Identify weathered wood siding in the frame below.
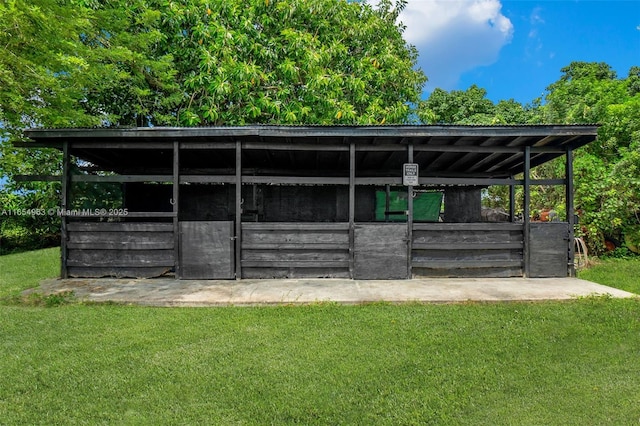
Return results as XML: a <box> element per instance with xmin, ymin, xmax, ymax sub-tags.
<box><xmin>179</xmin><ymin>221</ymin><xmax>234</xmax><ymax>279</ymax></box>
<box><xmin>241</xmin><ymin>223</ymin><xmax>350</xmax><ymax>278</ymax></box>
<box><xmin>354</xmin><ymin>223</ymin><xmax>409</xmax><ymax>279</ymax></box>
<box><xmin>67</xmin><ymin>222</ymin><xmax>174</xmax><ymax>278</ymax></box>
<box><xmin>412</xmin><ymin>223</ymin><xmax>523</xmax><ymax>277</ymax></box>
<box><xmin>529</xmin><ymin>222</ymin><xmax>569</xmax><ymax>277</ymax></box>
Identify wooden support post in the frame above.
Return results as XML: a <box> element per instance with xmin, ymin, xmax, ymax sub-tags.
<box><xmin>173</xmin><ymin>141</ymin><xmax>180</xmax><ymax>278</ymax></box>
<box><xmin>60</xmin><ymin>141</ymin><xmax>69</xmax><ymax>279</ymax></box>
<box><xmin>348</xmin><ymin>142</ymin><xmax>355</xmax><ymax>279</ymax></box>
<box><xmin>523</xmin><ymin>146</ymin><xmax>531</xmax><ymax>278</ymax></box>
<box><xmin>566</xmin><ymin>147</ymin><xmax>575</xmax><ymax>277</ymax></box>
<box><xmin>407</xmin><ymin>143</ymin><xmax>414</xmax><ymax>279</ymax></box>
<box><xmin>509</xmin><ymin>175</ymin><xmax>516</xmax><ymax>222</ymax></box>
<box><xmin>235</xmin><ymin>141</ymin><xmax>242</xmax><ymax>279</ymax></box>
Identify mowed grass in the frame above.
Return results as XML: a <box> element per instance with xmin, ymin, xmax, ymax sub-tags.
<box><xmin>578</xmin><ymin>257</ymin><xmax>640</xmax><ymax>294</ymax></box>
<box><xmin>1</xmin><ymin>248</ymin><xmax>639</xmax><ymax>424</ymax></box>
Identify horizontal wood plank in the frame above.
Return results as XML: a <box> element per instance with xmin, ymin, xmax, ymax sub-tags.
<box><xmin>242</xmin><ymin>222</ymin><xmax>350</xmax><ymax>231</ymax></box>
<box><xmin>68</xmin><ymin>249</ymin><xmax>174</xmax><ymax>267</ymax></box>
<box><xmin>67</xmin><ymin>267</ymin><xmax>172</xmax><ymax>279</ymax></box>
<box><xmin>412</xmin><ymin>242</ymin><xmax>523</xmax><ymax>250</ymax></box>
<box><xmin>412</xmin><ymin>260</ymin><xmax>522</xmax><ymax>269</ymax></box>
<box><xmin>242</xmin><ymin>243</ymin><xmax>348</xmax><ymax>250</ymax></box>
<box><xmin>67</xmin><ymin>232</ymin><xmax>173</xmax><ymax>250</ymax></box>
<box><xmin>413</xmin><ymin>267</ymin><xmax>522</xmax><ymax>278</ymax></box>
<box><xmin>242</xmin><ymin>268</ymin><xmax>350</xmax><ymax>279</ymax></box>
<box><xmin>413</xmin><ymin>223</ymin><xmax>523</xmax><ymax>232</ymax></box>
<box><xmin>67</xmin><ymin>222</ymin><xmax>173</xmax><ymax>232</ymax></box>
<box><xmin>242</xmin><ymin>250</ymin><xmax>349</xmax><ymax>262</ymax></box>
<box><xmin>241</xmin><ymin>260</ymin><xmax>350</xmax><ymax>268</ymax></box>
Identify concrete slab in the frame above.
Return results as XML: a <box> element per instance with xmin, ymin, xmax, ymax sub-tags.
<box><xmin>31</xmin><ymin>277</ymin><xmax>637</xmax><ymax>307</ymax></box>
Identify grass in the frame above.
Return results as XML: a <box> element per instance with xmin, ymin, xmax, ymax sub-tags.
<box><xmin>0</xmin><ymin>248</ymin><xmax>639</xmax><ymax>424</ymax></box>
<box><xmin>0</xmin><ymin>247</ymin><xmax>60</xmax><ymax>299</ymax></box>
<box><xmin>578</xmin><ymin>257</ymin><xmax>640</xmax><ymax>294</ymax></box>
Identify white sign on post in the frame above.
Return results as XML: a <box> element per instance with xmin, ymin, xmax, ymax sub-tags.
<box><xmin>403</xmin><ymin>163</ymin><xmax>419</xmax><ymax>186</ymax></box>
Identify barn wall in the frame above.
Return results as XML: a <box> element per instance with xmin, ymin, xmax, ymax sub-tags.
<box><xmin>529</xmin><ymin>222</ymin><xmax>570</xmax><ymax>277</ymax></box>
<box><xmin>241</xmin><ymin>222</ymin><xmax>350</xmax><ymax>278</ymax></box>
<box><xmin>179</xmin><ymin>184</ymin><xmax>376</xmax><ymax>222</ymax></box>
<box><xmin>66</xmin><ymin>222</ymin><xmax>174</xmax><ymax>278</ymax></box>
<box><xmin>412</xmin><ymin>223</ymin><xmax>524</xmax><ymax>278</ymax></box>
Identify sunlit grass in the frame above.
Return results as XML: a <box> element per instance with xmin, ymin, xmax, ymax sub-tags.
<box><xmin>0</xmin><ymin>247</ymin><xmax>59</xmax><ymax>298</ymax></box>
<box><xmin>578</xmin><ymin>257</ymin><xmax>640</xmax><ymax>294</ymax></box>
<box><xmin>1</xmin><ymin>249</ymin><xmax>639</xmax><ymax>424</ymax></box>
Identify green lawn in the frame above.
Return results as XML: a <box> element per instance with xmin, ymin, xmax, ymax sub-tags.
<box><xmin>578</xmin><ymin>257</ymin><xmax>640</xmax><ymax>294</ymax></box>
<box><xmin>1</xmin><ymin>249</ymin><xmax>639</xmax><ymax>424</ymax></box>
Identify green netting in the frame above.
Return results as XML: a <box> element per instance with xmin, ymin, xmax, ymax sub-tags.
<box><xmin>375</xmin><ymin>191</ymin><xmax>443</xmax><ymax>222</ymax></box>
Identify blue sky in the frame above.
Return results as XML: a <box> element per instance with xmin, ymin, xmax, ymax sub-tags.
<box><xmin>398</xmin><ymin>0</ymin><xmax>640</xmax><ymax>104</ymax></box>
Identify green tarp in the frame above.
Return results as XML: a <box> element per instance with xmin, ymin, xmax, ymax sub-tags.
<box><xmin>375</xmin><ymin>190</ymin><xmax>443</xmax><ymax>222</ymax></box>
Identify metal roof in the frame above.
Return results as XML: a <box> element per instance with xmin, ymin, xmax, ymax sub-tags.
<box><xmin>22</xmin><ymin>125</ymin><xmax>599</xmax><ymax>178</ymax></box>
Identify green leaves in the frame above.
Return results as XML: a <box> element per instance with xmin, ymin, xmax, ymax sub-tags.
<box><xmin>160</xmin><ymin>0</ymin><xmax>425</xmax><ymax>125</ymax></box>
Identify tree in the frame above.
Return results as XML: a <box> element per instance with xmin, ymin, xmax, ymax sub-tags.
<box><xmin>1</xmin><ymin>0</ymin><xmax>426</xmax><ymax>251</ymax></box>
<box><xmin>417</xmin><ymin>85</ymin><xmax>537</xmax><ymax>125</ymax></box>
<box><xmin>414</xmin><ymin>62</ymin><xmax>640</xmax><ymax>255</ymax></box>
<box><xmin>540</xmin><ymin>62</ymin><xmax>640</xmax><ymax>253</ymax></box>
<box><xmin>154</xmin><ymin>0</ymin><xmax>425</xmax><ymax>125</ymax></box>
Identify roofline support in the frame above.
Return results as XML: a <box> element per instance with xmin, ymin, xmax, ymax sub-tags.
<box><xmin>235</xmin><ymin>141</ymin><xmax>242</xmax><ymax>279</ymax></box>
<box><xmin>509</xmin><ymin>175</ymin><xmax>516</xmax><ymax>222</ymax></box>
<box><xmin>348</xmin><ymin>142</ymin><xmax>356</xmax><ymax>279</ymax></box>
<box><xmin>407</xmin><ymin>143</ymin><xmax>414</xmax><ymax>279</ymax></box>
<box><xmin>566</xmin><ymin>147</ymin><xmax>575</xmax><ymax>277</ymax></box>
<box><xmin>61</xmin><ymin>141</ymin><xmax>69</xmax><ymax>279</ymax></box>
<box><xmin>173</xmin><ymin>141</ymin><xmax>180</xmax><ymax>278</ymax></box>
<box><xmin>523</xmin><ymin>146</ymin><xmax>531</xmax><ymax>278</ymax></box>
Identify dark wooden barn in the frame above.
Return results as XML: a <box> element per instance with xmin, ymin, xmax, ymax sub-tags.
<box><xmin>21</xmin><ymin>125</ymin><xmax>598</xmax><ymax>280</ymax></box>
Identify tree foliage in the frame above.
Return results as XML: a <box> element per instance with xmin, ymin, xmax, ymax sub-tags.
<box><xmin>157</xmin><ymin>0</ymin><xmax>425</xmax><ymax>125</ymax></box>
<box><xmin>1</xmin><ymin>0</ymin><xmax>425</xmax><ymax>251</ymax></box>
<box><xmin>418</xmin><ymin>61</ymin><xmax>640</xmax><ymax>254</ymax></box>
<box><xmin>417</xmin><ymin>85</ymin><xmax>538</xmax><ymax>125</ymax></box>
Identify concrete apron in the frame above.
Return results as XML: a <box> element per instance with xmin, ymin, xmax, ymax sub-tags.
<box><xmin>31</xmin><ymin>277</ymin><xmax>636</xmax><ymax>307</ymax></box>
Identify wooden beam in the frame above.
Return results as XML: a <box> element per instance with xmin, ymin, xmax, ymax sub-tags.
<box><xmin>71</xmin><ymin>142</ymin><xmax>173</xmax><ymax>149</ymax></box>
<box><xmin>566</xmin><ymin>147</ymin><xmax>575</xmax><ymax>277</ymax></box>
<box><xmin>523</xmin><ymin>146</ymin><xmax>531</xmax><ymax>278</ymax></box>
<box><xmin>412</xmin><ymin>223</ymin><xmax>523</xmax><ymax>231</ymax></box>
<box><xmin>71</xmin><ymin>175</ymin><xmax>172</xmax><ymax>183</ymax></box>
<box><xmin>180</xmin><ymin>175</ymin><xmax>236</xmax><ymax>184</ymax></box>
<box><xmin>407</xmin><ymin>143</ymin><xmax>414</xmax><ymax>279</ymax></box>
<box><xmin>61</xmin><ymin>141</ymin><xmax>69</xmax><ymax>279</ymax></box>
<box><xmin>235</xmin><ymin>141</ymin><xmax>242</xmax><ymax>279</ymax></box>
<box><xmin>244</xmin><ymin>176</ymin><xmax>349</xmax><ymax>185</ymax></box>
<box><xmin>349</xmin><ymin>142</ymin><xmax>355</xmax><ymax>279</ymax></box>
<box><xmin>173</xmin><ymin>141</ymin><xmax>180</xmax><ymax>278</ymax></box>
<box><xmin>180</xmin><ymin>142</ymin><xmax>236</xmax><ymax>150</ymax></box>
<box><xmin>242</xmin><ymin>142</ymin><xmax>348</xmax><ymax>151</ymax></box>
<box><xmin>509</xmin><ymin>175</ymin><xmax>516</xmax><ymax>222</ymax></box>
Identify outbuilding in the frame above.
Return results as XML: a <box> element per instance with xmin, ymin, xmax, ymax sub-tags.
<box><xmin>20</xmin><ymin>125</ymin><xmax>598</xmax><ymax>280</ymax></box>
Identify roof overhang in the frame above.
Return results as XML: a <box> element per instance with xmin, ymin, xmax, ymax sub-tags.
<box><xmin>21</xmin><ymin>125</ymin><xmax>599</xmax><ymax>178</ymax></box>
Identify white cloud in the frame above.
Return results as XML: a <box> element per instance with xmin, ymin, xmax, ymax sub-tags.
<box><xmin>397</xmin><ymin>0</ymin><xmax>514</xmax><ymax>92</ymax></box>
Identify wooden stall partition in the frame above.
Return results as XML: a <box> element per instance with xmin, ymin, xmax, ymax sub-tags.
<box><xmin>353</xmin><ymin>223</ymin><xmax>409</xmax><ymax>279</ymax></box>
<box><xmin>528</xmin><ymin>222</ymin><xmax>570</xmax><ymax>277</ymax></box>
<box><xmin>66</xmin><ymin>222</ymin><xmax>175</xmax><ymax>278</ymax></box>
<box><xmin>241</xmin><ymin>222</ymin><xmax>350</xmax><ymax>278</ymax></box>
<box><xmin>179</xmin><ymin>221</ymin><xmax>234</xmax><ymax>279</ymax></box>
<box><xmin>412</xmin><ymin>223</ymin><xmax>524</xmax><ymax>278</ymax></box>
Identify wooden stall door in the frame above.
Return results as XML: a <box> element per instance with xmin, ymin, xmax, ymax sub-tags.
<box><xmin>354</xmin><ymin>224</ymin><xmax>409</xmax><ymax>279</ymax></box>
<box><xmin>529</xmin><ymin>223</ymin><xmax>570</xmax><ymax>278</ymax></box>
<box><xmin>179</xmin><ymin>221</ymin><xmax>234</xmax><ymax>279</ymax></box>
